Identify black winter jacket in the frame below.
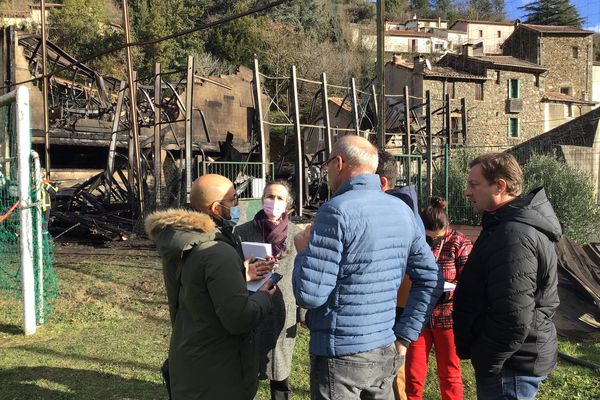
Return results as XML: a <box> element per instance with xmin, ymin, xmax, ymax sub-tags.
<box><xmin>453</xmin><ymin>187</ymin><xmax>561</xmax><ymax>377</ymax></box>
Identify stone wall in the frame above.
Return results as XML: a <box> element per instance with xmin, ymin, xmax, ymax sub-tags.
<box><xmin>502</xmin><ymin>28</ymin><xmax>539</xmax><ymax>64</ymax></box>
<box><xmin>540</xmin><ymin>35</ymin><xmax>593</xmax><ymax>100</ymax></box>
<box><xmin>502</xmin><ymin>27</ymin><xmax>593</xmax><ymax>101</ymax></box>
<box><xmin>422</xmin><ymin>68</ymin><xmax>545</xmax><ymax>147</ymax></box>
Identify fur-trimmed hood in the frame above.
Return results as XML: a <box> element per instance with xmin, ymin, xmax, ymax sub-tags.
<box><xmin>145</xmin><ymin>209</ymin><xmax>216</xmax><ymax>240</ymax></box>
<box><xmin>145</xmin><ymin>209</ymin><xmax>219</xmax><ymax>265</ymax></box>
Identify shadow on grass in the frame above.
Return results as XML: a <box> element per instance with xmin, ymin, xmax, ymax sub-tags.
<box><xmin>23</xmin><ymin>346</ymin><xmax>162</xmax><ymax>375</ymax></box>
<box><xmin>1</xmin><ymin>366</ymin><xmax>164</xmax><ymax>399</ymax></box>
<box><xmin>0</xmin><ymin>323</ymin><xmax>22</xmax><ymax>335</ymax></box>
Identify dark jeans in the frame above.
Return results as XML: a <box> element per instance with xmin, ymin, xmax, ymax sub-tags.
<box><xmin>475</xmin><ymin>368</ymin><xmax>546</xmax><ymax>400</ymax></box>
<box><xmin>310</xmin><ymin>343</ymin><xmax>403</xmax><ymax>400</ymax></box>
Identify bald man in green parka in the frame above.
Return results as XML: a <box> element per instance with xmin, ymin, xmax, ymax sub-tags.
<box><xmin>145</xmin><ymin>174</ymin><xmax>275</xmax><ymax>399</ymax></box>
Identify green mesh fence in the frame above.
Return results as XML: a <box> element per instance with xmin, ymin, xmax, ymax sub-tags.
<box><xmin>0</xmin><ymin>97</ymin><xmax>58</xmax><ymax>327</ymax></box>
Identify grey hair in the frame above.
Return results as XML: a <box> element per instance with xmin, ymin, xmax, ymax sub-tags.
<box><xmin>262</xmin><ymin>179</ymin><xmax>294</xmax><ymax>209</ymax></box>
<box><xmin>331</xmin><ymin>135</ymin><xmax>379</xmax><ymax>172</ymax></box>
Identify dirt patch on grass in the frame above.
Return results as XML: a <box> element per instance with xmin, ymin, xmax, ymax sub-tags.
<box><xmin>54</xmin><ymin>239</ymin><xmax>159</xmax><ymax>264</ymax></box>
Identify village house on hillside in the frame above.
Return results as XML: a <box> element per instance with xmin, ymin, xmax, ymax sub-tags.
<box><xmin>502</xmin><ymin>23</ymin><xmax>595</xmax><ymax>102</ymax></box>
<box><xmin>449</xmin><ymin>19</ymin><xmax>515</xmax><ymax>55</ymax></box>
<box><xmin>360</xmin><ymin>29</ymin><xmax>449</xmax><ymax>55</ymax></box>
<box><xmin>385</xmin><ymin>23</ymin><xmax>597</xmax><ymax>147</ymax></box>
<box><xmin>386</xmin><ymin>49</ymin><xmax>547</xmax><ymax>146</ymax></box>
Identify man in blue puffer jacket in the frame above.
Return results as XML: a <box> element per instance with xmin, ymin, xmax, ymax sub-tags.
<box><xmin>293</xmin><ymin>135</ymin><xmax>443</xmax><ymax>400</ymax></box>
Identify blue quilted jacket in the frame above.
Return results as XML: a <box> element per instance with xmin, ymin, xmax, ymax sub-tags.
<box><xmin>292</xmin><ymin>173</ymin><xmax>442</xmax><ymax>357</ymax></box>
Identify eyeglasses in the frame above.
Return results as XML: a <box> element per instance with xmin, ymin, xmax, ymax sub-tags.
<box><xmin>324</xmin><ymin>156</ymin><xmax>337</xmax><ymax>166</ymax></box>
<box><xmin>216</xmin><ymin>193</ymin><xmax>239</xmax><ymax>207</ymax></box>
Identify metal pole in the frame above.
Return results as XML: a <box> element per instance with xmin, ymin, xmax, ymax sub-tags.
<box><xmin>106</xmin><ymin>80</ymin><xmax>125</xmax><ymax>203</ymax></box>
<box><xmin>154</xmin><ymin>63</ymin><xmax>162</xmax><ymax>207</ymax></box>
<box><xmin>403</xmin><ymin>86</ymin><xmax>411</xmax><ymax>180</ymax></box>
<box><xmin>376</xmin><ymin>0</ymin><xmax>386</xmax><ymax>149</ymax></box>
<box><xmin>351</xmin><ymin>78</ymin><xmax>360</xmax><ymax>136</ymax></box>
<box><xmin>403</xmin><ymin>86</ymin><xmax>411</xmax><ymax>154</ymax></box>
<box><xmin>31</xmin><ymin>150</ymin><xmax>43</xmax><ymax>324</ymax></box>
<box><xmin>371</xmin><ymin>84</ymin><xmax>378</xmax><ymax>129</ymax></box>
<box><xmin>426</xmin><ymin>90</ymin><xmax>433</xmax><ymax>198</ymax></box>
<box><xmin>123</xmin><ymin>0</ymin><xmax>143</xmax><ymax>215</ymax></box>
<box><xmin>185</xmin><ymin>55</ymin><xmax>194</xmax><ymax>204</ymax></box>
<box><xmin>445</xmin><ymin>93</ymin><xmax>451</xmax><ymax>147</ymax></box>
<box><xmin>290</xmin><ymin>66</ymin><xmax>303</xmax><ymax>217</ymax></box>
<box><xmin>253</xmin><ymin>56</ymin><xmax>266</xmax><ymax>181</ymax></box>
<box><xmin>321</xmin><ymin>72</ymin><xmax>332</xmax><ymax>156</ymax></box>
<box><xmin>16</xmin><ymin>86</ymin><xmax>35</xmax><ymax>335</ymax></box>
<box><xmin>40</xmin><ymin>0</ymin><xmax>50</xmax><ymax>177</ymax></box>
<box><xmin>461</xmin><ymin>97</ymin><xmax>468</xmax><ymax>145</ymax></box>
<box><xmin>444</xmin><ymin>143</ymin><xmax>449</xmax><ymax>202</ymax></box>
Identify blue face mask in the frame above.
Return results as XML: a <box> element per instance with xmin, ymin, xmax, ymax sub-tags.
<box><xmin>218</xmin><ymin>204</ymin><xmax>240</xmax><ymax>227</ymax></box>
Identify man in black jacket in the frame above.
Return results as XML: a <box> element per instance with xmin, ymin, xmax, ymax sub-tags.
<box><xmin>453</xmin><ymin>153</ymin><xmax>561</xmax><ymax>400</ymax></box>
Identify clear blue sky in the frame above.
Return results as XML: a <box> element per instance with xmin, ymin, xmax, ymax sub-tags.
<box><xmin>505</xmin><ymin>0</ymin><xmax>600</xmax><ymax>32</ymax></box>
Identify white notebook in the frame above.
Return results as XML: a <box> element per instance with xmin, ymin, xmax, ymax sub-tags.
<box><xmin>241</xmin><ymin>241</ymin><xmax>272</xmax><ymax>260</ymax></box>
<box><xmin>241</xmin><ymin>242</ymin><xmax>273</xmax><ymax>292</ymax></box>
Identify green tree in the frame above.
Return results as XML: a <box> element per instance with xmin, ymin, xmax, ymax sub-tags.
<box><xmin>523</xmin><ymin>154</ymin><xmax>600</xmax><ymax>244</ymax></box>
<box><xmin>464</xmin><ymin>0</ymin><xmax>506</xmax><ymax>20</ymax></box>
<box><xmin>386</xmin><ymin>0</ymin><xmax>409</xmax><ymax>21</ymax></box>
<box><xmin>48</xmin><ymin>0</ymin><xmax>121</xmax><ymax>75</ymax></box>
<box><xmin>129</xmin><ymin>0</ymin><xmax>205</xmax><ymax>78</ymax></box>
<box><xmin>519</xmin><ymin>0</ymin><xmax>586</xmax><ymax>27</ymax></box>
<box><xmin>434</xmin><ymin>0</ymin><xmax>453</xmax><ymax>17</ymax></box>
<box><xmin>205</xmin><ymin>3</ymin><xmax>266</xmax><ymax>68</ymax></box>
<box><xmin>266</xmin><ymin>0</ymin><xmax>330</xmax><ymax>40</ymax></box>
<box><xmin>409</xmin><ymin>0</ymin><xmax>431</xmax><ymax>15</ymax></box>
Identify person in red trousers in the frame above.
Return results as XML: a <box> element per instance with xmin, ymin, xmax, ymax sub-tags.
<box><xmin>405</xmin><ymin>197</ymin><xmax>472</xmax><ymax>400</ymax></box>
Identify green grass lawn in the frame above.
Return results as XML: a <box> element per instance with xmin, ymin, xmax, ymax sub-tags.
<box><xmin>1</xmin><ymin>257</ymin><xmax>599</xmax><ymax>399</ymax></box>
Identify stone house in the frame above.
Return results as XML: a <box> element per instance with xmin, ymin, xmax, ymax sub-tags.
<box><xmin>386</xmin><ymin>50</ymin><xmax>549</xmax><ymax>147</ymax></box>
<box><xmin>449</xmin><ymin>19</ymin><xmax>515</xmax><ymax>54</ymax></box>
<box><xmin>384</xmin><ymin>22</ymin><xmax>598</xmax><ymax>148</ymax></box>
<box><xmin>502</xmin><ymin>23</ymin><xmax>595</xmax><ymax>102</ymax></box>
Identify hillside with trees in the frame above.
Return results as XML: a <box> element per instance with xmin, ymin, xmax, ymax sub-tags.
<box><xmin>20</xmin><ymin>0</ymin><xmax>599</xmax><ymax>87</ymax></box>
<box><xmin>41</xmin><ymin>0</ymin><xmax>507</xmax><ymax>86</ymax></box>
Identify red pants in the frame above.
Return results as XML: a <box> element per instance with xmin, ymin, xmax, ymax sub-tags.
<box><xmin>405</xmin><ymin>327</ymin><xmax>463</xmax><ymax>400</ymax></box>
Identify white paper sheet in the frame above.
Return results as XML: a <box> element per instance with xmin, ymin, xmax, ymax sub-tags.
<box><xmin>247</xmin><ymin>271</ymin><xmax>273</xmax><ymax>292</ymax></box>
<box><xmin>242</xmin><ymin>242</ymin><xmax>273</xmax><ymax>292</ymax></box>
<box><xmin>443</xmin><ymin>281</ymin><xmax>456</xmax><ymax>292</ymax></box>
<box><xmin>241</xmin><ymin>241</ymin><xmax>272</xmax><ymax>260</ymax></box>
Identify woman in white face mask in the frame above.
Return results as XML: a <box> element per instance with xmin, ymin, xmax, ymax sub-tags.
<box><xmin>234</xmin><ymin>180</ymin><xmax>303</xmax><ymax>400</ymax></box>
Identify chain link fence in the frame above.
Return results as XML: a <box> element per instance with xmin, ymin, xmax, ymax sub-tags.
<box><xmin>0</xmin><ymin>88</ymin><xmax>57</xmax><ymax>332</ymax></box>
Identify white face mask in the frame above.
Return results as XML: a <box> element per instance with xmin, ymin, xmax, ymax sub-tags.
<box><xmin>263</xmin><ymin>198</ymin><xmax>287</xmax><ymax>219</ymax></box>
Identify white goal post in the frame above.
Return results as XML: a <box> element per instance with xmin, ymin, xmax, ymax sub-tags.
<box><xmin>0</xmin><ymin>86</ymin><xmax>36</xmax><ymax>335</ymax></box>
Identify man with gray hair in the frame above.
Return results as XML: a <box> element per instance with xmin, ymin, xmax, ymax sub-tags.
<box><xmin>293</xmin><ymin>135</ymin><xmax>442</xmax><ymax>400</ymax></box>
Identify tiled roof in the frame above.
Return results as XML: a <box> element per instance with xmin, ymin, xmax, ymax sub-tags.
<box><xmin>385</xmin><ymin>29</ymin><xmax>433</xmax><ymax>38</ymax></box>
<box><xmin>521</xmin><ymin>24</ymin><xmax>594</xmax><ymax>34</ymax></box>
<box><xmin>543</xmin><ymin>91</ymin><xmax>597</xmax><ymax>104</ymax></box>
<box><xmin>388</xmin><ymin>58</ymin><xmax>485</xmax><ymax>80</ymax></box>
<box><xmin>449</xmin><ymin>19</ymin><xmax>514</xmax><ymax>29</ymax></box>
<box><xmin>404</xmin><ymin>18</ymin><xmax>448</xmax><ymax>23</ymax></box>
<box><xmin>472</xmin><ymin>55</ymin><xmax>547</xmax><ymax>71</ymax></box>
<box><xmin>424</xmin><ymin>66</ymin><xmax>487</xmax><ymax>80</ymax></box>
